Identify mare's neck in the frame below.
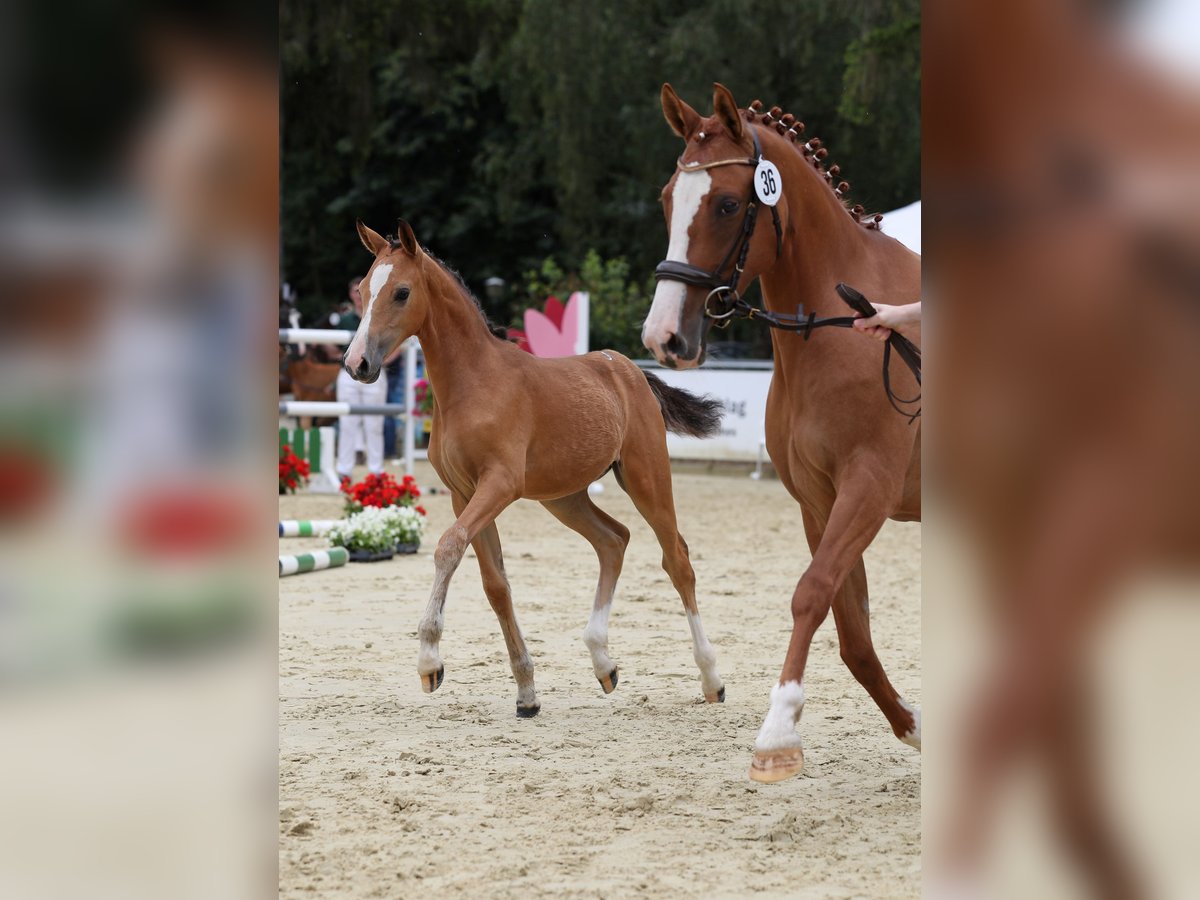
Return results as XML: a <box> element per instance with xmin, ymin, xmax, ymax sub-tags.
<box><xmin>414</xmin><ymin>261</ymin><xmax>498</xmax><ymax>403</ymax></box>
<box><xmin>757</xmin><ymin>135</ymin><xmax>869</xmax><ymax>320</ymax></box>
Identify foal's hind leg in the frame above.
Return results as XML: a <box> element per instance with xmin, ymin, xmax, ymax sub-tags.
<box><xmin>472</xmin><ymin>522</ymin><xmax>540</xmax><ymax>716</ymax></box>
<box><xmin>541</xmin><ymin>491</ymin><xmax>630</xmax><ymax>694</ymax></box>
<box><xmin>613</xmin><ymin>443</ymin><xmax>724</xmax><ymax>702</ymax></box>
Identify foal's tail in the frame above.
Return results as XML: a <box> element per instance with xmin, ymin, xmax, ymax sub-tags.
<box><xmin>642</xmin><ymin>371</ymin><xmax>723</xmax><ymax>438</ymax></box>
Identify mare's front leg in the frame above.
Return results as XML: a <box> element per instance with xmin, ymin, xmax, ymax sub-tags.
<box><xmin>417</xmin><ymin>478</ymin><xmax>517</xmax><ymax>693</ymax></box>
<box><xmin>749</xmin><ymin>474</ymin><xmax>892</xmax><ymax>783</ymax></box>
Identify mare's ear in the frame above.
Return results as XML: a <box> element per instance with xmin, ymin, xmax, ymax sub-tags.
<box><xmin>712</xmin><ymin>82</ymin><xmax>744</xmax><ymax>144</ymax></box>
<box><xmin>395</xmin><ymin>219</ymin><xmax>419</xmax><ymax>255</ymax></box>
<box><xmin>661</xmin><ymin>83</ymin><xmax>702</xmax><ymax>140</ymax></box>
<box><xmin>356</xmin><ymin>220</ymin><xmax>388</xmax><ymax>256</ymax></box>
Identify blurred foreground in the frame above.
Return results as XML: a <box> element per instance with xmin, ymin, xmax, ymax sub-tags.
<box><xmin>925</xmin><ymin>0</ymin><xmax>1200</xmax><ymax>896</ymax></box>
<box><xmin>0</xmin><ymin>3</ymin><xmax>276</xmax><ymax>898</ymax></box>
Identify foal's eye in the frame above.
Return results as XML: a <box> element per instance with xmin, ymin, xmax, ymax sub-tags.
<box><xmin>394</xmin><ymin>286</ymin><xmax>410</xmax><ymax>303</ymax></box>
<box><xmin>718</xmin><ymin>198</ymin><xmax>740</xmax><ymax>216</ymax></box>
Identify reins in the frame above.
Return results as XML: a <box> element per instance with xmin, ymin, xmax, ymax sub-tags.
<box><xmin>652</xmin><ymin>125</ymin><xmax>920</xmax><ymax>422</ymax></box>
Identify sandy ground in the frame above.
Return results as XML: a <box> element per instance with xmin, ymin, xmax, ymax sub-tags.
<box><xmin>280</xmin><ymin>462</ymin><xmax>920</xmax><ymax>898</ymax></box>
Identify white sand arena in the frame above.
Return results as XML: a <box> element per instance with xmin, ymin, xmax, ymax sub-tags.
<box><xmin>280</xmin><ymin>462</ymin><xmax>920</xmax><ymax>897</ymax></box>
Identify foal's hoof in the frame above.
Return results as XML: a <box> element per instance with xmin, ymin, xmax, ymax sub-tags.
<box><xmin>749</xmin><ymin>747</ymin><xmax>804</xmax><ymax>783</ymax></box>
<box><xmin>516</xmin><ymin>702</ymin><xmax>541</xmax><ymax>718</ymax></box>
<box><xmin>598</xmin><ymin>667</ymin><xmax>619</xmax><ymax>694</ymax></box>
<box><xmin>705</xmin><ymin>685</ymin><xmax>726</xmax><ymax>704</ymax></box>
<box><xmin>421</xmin><ymin>665</ymin><xmax>444</xmax><ymax>694</ymax></box>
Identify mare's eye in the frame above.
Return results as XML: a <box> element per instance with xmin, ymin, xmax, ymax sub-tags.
<box><xmin>394</xmin><ymin>286</ymin><xmax>410</xmax><ymax>303</ymax></box>
<box><xmin>718</xmin><ymin>198</ymin><xmax>740</xmax><ymax>216</ymax></box>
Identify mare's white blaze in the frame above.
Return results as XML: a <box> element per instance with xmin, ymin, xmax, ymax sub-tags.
<box><xmin>581</xmin><ymin>603</ymin><xmax>613</xmax><ymax>678</ymax></box>
<box><xmin>686</xmin><ymin>611</ymin><xmax>722</xmax><ymax>696</ymax></box>
<box><xmin>642</xmin><ymin>171</ymin><xmax>712</xmax><ymax>352</ymax></box>
<box><xmin>347</xmin><ymin>262</ymin><xmax>393</xmax><ymax>362</ymax></box>
<box><xmin>899</xmin><ymin>697</ymin><xmax>922</xmax><ymax>750</ymax></box>
<box><xmin>754</xmin><ymin>680</ymin><xmax>806</xmax><ymax>751</ymax></box>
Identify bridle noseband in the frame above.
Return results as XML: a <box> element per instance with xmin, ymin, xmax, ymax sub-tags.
<box><xmin>651</xmin><ymin>126</ymin><xmax>921</xmax><ymax>421</ymax></box>
<box><xmin>653</xmin><ymin>127</ymin><xmax>782</xmax><ymax>325</ymax></box>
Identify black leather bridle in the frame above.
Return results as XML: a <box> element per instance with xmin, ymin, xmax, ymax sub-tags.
<box><xmin>653</xmin><ymin>127</ymin><xmax>782</xmax><ymax>325</ymax></box>
<box><xmin>652</xmin><ymin>127</ymin><xmax>921</xmax><ymax>421</ymax></box>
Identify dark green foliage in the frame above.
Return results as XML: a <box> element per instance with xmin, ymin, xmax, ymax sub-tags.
<box><xmin>283</xmin><ymin>0</ymin><xmax>919</xmax><ymax>355</ymax></box>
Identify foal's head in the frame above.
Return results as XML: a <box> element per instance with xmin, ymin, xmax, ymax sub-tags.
<box><xmin>344</xmin><ymin>220</ymin><xmax>428</xmax><ymax>383</ymax></box>
<box><xmin>644</xmin><ymin>83</ymin><xmax>790</xmax><ymax>369</ymax></box>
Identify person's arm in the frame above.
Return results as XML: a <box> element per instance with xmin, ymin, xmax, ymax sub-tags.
<box><xmin>851</xmin><ymin>301</ymin><xmax>921</xmax><ymax>341</ymax></box>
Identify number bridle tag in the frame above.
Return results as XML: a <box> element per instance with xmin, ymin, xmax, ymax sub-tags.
<box><xmin>753</xmin><ymin>159</ymin><xmax>782</xmax><ymax>206</ymax></box>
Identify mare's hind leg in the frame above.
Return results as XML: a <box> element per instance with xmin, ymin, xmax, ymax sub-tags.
<box><xmin>541</xmin><ymin>491</ymin><xmax>630</xmax><ymax>694</ymax></box>
<box><xmin>832</xmin><ymin>557</ymin><xmax>920</xmax><ymax>748</ymax></box>
<box><xmin>802</xmin><ymin>505</ymin><xmax>920</xmax><ymax>747</ymax></box>
<box><xmin>613</xmin><ymin>443</ymin><xmax>724</xmax><ymax>703</ymax></box>
<box><xmin>472</xmin><ymin>522</ymin><xmax>540</xmax><ymax>717</ymax></box>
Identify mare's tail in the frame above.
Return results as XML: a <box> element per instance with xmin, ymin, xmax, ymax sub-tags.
<box><xmin>642</xmin><ymin>371</ymin><xmax>723</xmax><ymax>438</ymax></box>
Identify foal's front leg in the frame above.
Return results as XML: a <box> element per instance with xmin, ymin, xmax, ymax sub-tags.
<box><xmin>417</xmin><ymin>480</ymin><xmax>517</xmax><ymax>693</ymax></box>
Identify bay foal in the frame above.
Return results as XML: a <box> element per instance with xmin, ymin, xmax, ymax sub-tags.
<box><xmin>343</xmin><ymin>220</ymin><xmax>725</xmax><ymax>716</ymax></box>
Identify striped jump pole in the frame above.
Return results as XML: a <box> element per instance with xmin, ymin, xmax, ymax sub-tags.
<box><xmin>279</xmin><ymin>547</ymin><xmax>349</xmax><ymax>577</ymax></box>
<box><xmin>279</xmin><ymin>519</ymin><xmax>339</xmax><ymax>537</ymax></box>
<box><xmin>279</xmin><ymin>328</ymin><xmax>354</xmax><ymax>345</ymax></box>
<box><xmin>279</xmin><ymin>401</ymin><xmax>411</xmax><ymax>417</ymax></box>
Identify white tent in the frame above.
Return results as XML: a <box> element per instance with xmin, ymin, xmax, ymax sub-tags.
<box><xmin>880</xmin><ymin>200</ymin><xmax>920</xmax><ymax>254</ymax></box>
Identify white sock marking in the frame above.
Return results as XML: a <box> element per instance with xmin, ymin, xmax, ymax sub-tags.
<box><xmin>899</xmin><ymin>697</ymin><xmax>922</xmax><ymax>750</ymax></box>
<box><xmin>754</xmin><ymin>680</ymin><xmax>806</xmax><ymax>751</ymax></box>
<box><xmin>582</xmin><ymin>604</ymin><xmax>613</xmax><ymax>678</ymax></box>
<box><xmin>686</xmin><ymin>611</ymin><xmax>722</xmax><ymax>696</ymax></box>
<box><xmin>642</xmin><ymin>171</ymin><xmax>711</xmax><ymax>351</ymax></box>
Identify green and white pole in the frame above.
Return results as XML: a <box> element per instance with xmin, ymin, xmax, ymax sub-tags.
<box><xmin>279</xmin><ymin>547</ymin><xmax>349</xmax><ymax>576</ymax></box>
<box><xmin>279</xmin><ymin>519</ymin><xmax>338</xmax><ymax>537</ymax></box>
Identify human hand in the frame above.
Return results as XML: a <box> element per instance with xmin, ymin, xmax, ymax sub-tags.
<box><xmin>852</xmin><ymin>301</ymin><xmax>920</xmax><ymax>341</ymax></box>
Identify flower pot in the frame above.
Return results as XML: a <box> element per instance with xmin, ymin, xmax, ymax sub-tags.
<box><xmin>347</xmin><ymin>548</ymin><xmax>395</xmax><ymax>563</ymax></box>
<box><xmin>395</xmin><ymin>541</ymin><xmax>420</xmax><ymax>555</ymax></box>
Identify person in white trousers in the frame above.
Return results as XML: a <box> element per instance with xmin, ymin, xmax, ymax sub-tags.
<box><xmin>335</xmin><ymin>275</ymin><xmax>388</xmax><ymax>479</ymax></box>
<box><xmin>335</xmin><ymin>366</ymin><xmax>387</xmax><ymax>478</ymax></box>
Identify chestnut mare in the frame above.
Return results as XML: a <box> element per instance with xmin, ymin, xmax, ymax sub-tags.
<box><xmin>343</xmin><ymin>220</ymin><xmax>726</xmax><ymax>717</ymax></box>
<box><xmin>643</xmin><ymin>84</ymin><xmax>921</xmax><ymax>782</ymax></box>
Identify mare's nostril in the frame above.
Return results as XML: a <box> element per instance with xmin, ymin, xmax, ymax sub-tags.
<box><xmin>354</xmin><ymin>359</ymin><xmax>370</xmax><ymax>379</ymax></box>
<box><xmin>664</xmin><ymin>333</ymin><xmax>684</xmax><ymax>358</ymax></box>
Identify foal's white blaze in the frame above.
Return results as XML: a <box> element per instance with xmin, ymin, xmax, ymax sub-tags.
<box><xmin>754</xmin><ymin>680</ymin><xmax>806</xmax><ymax>751</ymax></box>
<box><xmin>346</xmin><ymin>262</ymin><xmax>393</xmax><ymax>365</ymax></box>
<box><xmin>686</xmin><ymin>611</ymin><xmax>722</xmax><ymax>697</ymax></box>
<box><xmin>642</xmin><ymin>171</ymin><xmax>712</xmax><ymax>356</ymax></box>
<box><xmin>899</xmin><ymin>697</ymin><xmax>922</xmax><ymax>750</ymax></box>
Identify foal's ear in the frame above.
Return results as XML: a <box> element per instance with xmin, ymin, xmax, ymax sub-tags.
<box><xmin>661</xmin><ymin>83</ymin><xmax>701</xmax><ymax>140</ymax></box>
<box><xmin>395</xmin><ymin>219</ymin><xmax>419</xmax><ymax>255</ymax></box>
<box><xmin>712</xmin><ymin>82</ymin><xmax>744</xmax><ymax>144</ymax></box>
<box><xmin>356</xmin><ymin>220</ymin><xmax>388</xmax><ymax>256</ymax></box>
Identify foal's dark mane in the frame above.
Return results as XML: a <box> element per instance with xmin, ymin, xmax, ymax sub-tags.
<box><xmin>386</xmin><ymin>236</ymin><xmax>509</xmax><ymax>340</ymax></box>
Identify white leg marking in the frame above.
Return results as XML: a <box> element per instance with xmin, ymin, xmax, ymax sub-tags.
<box><xmin>686</xmin><ymin>611</ymin><xmax>723</xmax><ymax>697</ymax></box>
<box><xmin>642</xmin><ymin>171</ymin><xmax>711</xmax><ymax>351</ymax></box>
<box><xmin>899</xmin><ymin>697</ymin><xmax>922</xmax><ymax>750</ymax></box>
<box><xmin>347</xmin><ymin>263</ymin><xmax>392</xmax><ymax>362</ymax></box>
<box><xmin>581</xmin><ymin>603</ymin><xmax>613</xmax><ymax>679</ymax></box>
<box><xmin>753</xmin><ymin>680</ymin><xmax>806</xmax><ymax>751</ymax></box>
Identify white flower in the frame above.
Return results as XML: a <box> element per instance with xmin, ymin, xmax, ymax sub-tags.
<box><xmin>327</xmin><ymin>504</ymin><xmax>426</xmax><ymax>553</ymax></box>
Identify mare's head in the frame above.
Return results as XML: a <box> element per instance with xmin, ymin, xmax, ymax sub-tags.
<box><xmin>344</xmin><ymin>220</ymin><xmax>428</xmax><ymax>383</ymax></box>
<box><xmin>643</xmin><ymin>83</ymin><xmax>790</xmax><ymax>369</ymax></box>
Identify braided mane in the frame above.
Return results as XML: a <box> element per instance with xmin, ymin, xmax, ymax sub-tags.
<box><xmin>743</xmin><ymin>100</ymin><xmax>883</xmax><ymax>230</ymax></box>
